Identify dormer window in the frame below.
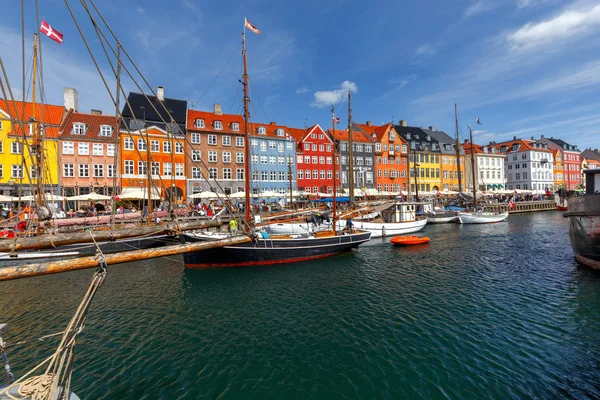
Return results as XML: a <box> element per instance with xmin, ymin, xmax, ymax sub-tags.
<box><xmin>276</xmin><ymin>128</ymin><xmax>284</xmax><ymax>137</ymax></box>
<box><xmin>426</xmin><ymin>135</ymin><xmax>431</xmax><ymax>141</ymax></box>
<box><xmin>231</xmin><ymin>122</ymin><xmax>240</xmax><ymax>131</ymax></box>
<box><xmin>194</xmin><ymin>119</ymin><xmax>205</xmax><ymax>128</ymax></box>
<box><xmin>389</xmin><ymin>131</ymin><xmax>395</xmax><ymax>141</ymax></box>
<box><xmin>257</xmin><ymin>126</ymin><xmax>266</xmax><ymax>135</ymax></box>
<box><xmin>213</xmin><ymin>121</ymin><xmax>223</xmax><ymax>130</ymax></box>
<box><xmin>99</xmin><ymin>125</ymin><xmax>113</xmax><ymax>137</ymax></box>
<box><xmin>511</xmin><ymin>144</ymin><xmax>520</xmax><ymax>152</ymax></box>
<box><xmin>405</xmin><ymin>133</ymin><xmax>410</xmax><ymax>139</ymax></box>
<box><xmin>73</xmin><ymin>123</ymin><xmax>86</xmax><ymax>135</ymax></box>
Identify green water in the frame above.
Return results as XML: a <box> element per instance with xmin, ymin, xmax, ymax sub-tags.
<box><xmin>1</xmin><ymin>212</ymin><xmax>599</xmax><ymax>399</ymax></box>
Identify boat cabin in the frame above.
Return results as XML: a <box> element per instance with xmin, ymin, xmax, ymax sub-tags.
<box><xmin>584</xmin><ymin>169</ymin><xmax>600</xmax><ymax>195</ymax></box>
<box><xmin>381</xmin><ymin>202</ymin><xmax>418</xmax><ymax>223</ymax></box>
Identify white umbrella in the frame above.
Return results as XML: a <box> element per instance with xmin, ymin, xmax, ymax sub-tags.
<box><xmin>67</xmin><ymin>192</ymin><xmax>112</xmax><ymax>201</ymax></box>
<box><xmin>230</xmin><ymin>191</ymin><xmax>258</xmax><ymax>199</ymax></box>
<box><xmin>316</xmin><ymin>192</ymin><xmax>330</xmax><ymax>197</ymax></box>
<box><xmin>365</xmin><ymin>188</ymin><xmax>379</xmax><ymax>196</ymax></box>
<box><xmin>0</xmin><ymin>194</ymin><xmax>13</xmax><ymax>202</ymax></box>
<box><xmin>282</xmin><ymin>190</ymin><xmax>304</xmax><ymax>198</ymax></box>
<box><xmin>259</xmin><ymin>190</ymin><xmax>279</xmax><ymax>198</ymax></box>
<box><xmin>187</xmin><ymin>191</ymin><xmax>221</xmax><ymax>199</ymax></box>
<box><xmin>119</xmin><ymin>187</ymin><xmax>162</xmax><ymax>200</ymax></box>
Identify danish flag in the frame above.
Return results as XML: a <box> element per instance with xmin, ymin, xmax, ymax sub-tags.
<box><xmin>40</xmin><ymin>20</ymin><xmax>64</xmax><ymax>44</ymax></box>
<box><xmin>244</xmin><ymin>18</ymin><xmax>261</xmax><ymax>34</ymax></box>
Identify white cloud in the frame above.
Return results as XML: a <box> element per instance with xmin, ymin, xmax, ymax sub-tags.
<box><xmin>295</xmin><ymin>87</ymin><xmax>309</xmax><ymax>94</ymax></box>
<box><xmin>465</xmin><ymin>0</ymin><xmax>497</xmax><ymax>16</ymax></box>
<box><xmin>415</xmin><ymin>45</ymin><xmax>435</xmax><ymax>55</ymax></box>
<box><xmin>311</xmin><ymin>81</ymin><xmax>357</xmax><ymax>108</ymax></box>
<box><xmin>508</xmin><ymin>4</ymin><xmax>600</xmax><ymax>50</ymax></box>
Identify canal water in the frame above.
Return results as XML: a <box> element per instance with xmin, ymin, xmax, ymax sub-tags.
<box><xmin>1</xmin><ymin>212</ymin><xmax>599</xmax><ymax>399</ymax></box>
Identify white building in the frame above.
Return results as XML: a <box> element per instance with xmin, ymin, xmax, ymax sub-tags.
<box><xmin>494</xmin><ymin>138</ymin><xmax>554</xmax><ymax>191</ymax></box>
<box><xmin>462</xmin><ymin>140</ymin><xmax>506</xmax><ymax>191</ymax></box>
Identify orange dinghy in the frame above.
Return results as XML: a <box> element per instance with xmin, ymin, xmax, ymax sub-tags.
<box><xmin>390</xmin><ymin>235</ymin><xmax>430</xmax><ymax>246</ymax></box>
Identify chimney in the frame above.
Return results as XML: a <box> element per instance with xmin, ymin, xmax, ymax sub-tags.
<box><xmin>157</xmin><ymin>85</ymin><xmax>164</xmax><ymax>101</ymax></box>
<box><xmin>63</xmin><ymin>88</ymin><xmax>78</xmax><ymax>111</ymax></box>
<box><xmin>213</xmin><ymin>103</ymin><xmax>223</xmax><ymax>115</ymax></box>
<box><xmin>90</xmin><ymin>109</ymin><xmax>102</xmax><ymax>115</ymax></box>
<box><xmin>270</xmin><ymin>121</ymin><xmax>276</xmax><ymax>125</ymax></box>
<box><xmin>464</xmin><ymin>139</ymin><xmax>470</xmax><ymax>144</ymax></box>
<box><xmin>513</xmin><ymin>136</ymin><xmax>517</xmax><ymax>140</ymax></box>
<box><xmin>399</xmin><ymin>119</ymin><xmax>407</xmax><ymax>127</ymax></box>
<box><xmin>429</xmin><ymin>125</ymin><xmax>435</xmax><ymax>131</ymax></box>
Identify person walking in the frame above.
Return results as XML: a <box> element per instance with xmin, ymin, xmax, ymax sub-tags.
<box><xmin>229</xmin><ymin>218</ymin><xmax>238</xmax><ymax>237</ymax></box>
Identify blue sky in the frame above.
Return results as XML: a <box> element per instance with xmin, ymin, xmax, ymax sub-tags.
<box><xmin>1</xmin><ymin>0</ymin><xmax>599</xmax><ymax>149</ymax></box>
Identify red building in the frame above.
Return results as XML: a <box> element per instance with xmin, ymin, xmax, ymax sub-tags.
<box><xmin>289</xmin><ymin>124</ymin><xmax>335</xmax><ymax>194</ymax></box>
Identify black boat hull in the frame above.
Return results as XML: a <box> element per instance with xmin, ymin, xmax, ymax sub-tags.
<box><xmin>566</xmin><ymin>195</ymin><xmax>600</xmax><ymax>269</ymax></box>
<box><xmin>182</xmin><ymin>231</ymin><xmax>372</xmax><ymax>268</ymax></box>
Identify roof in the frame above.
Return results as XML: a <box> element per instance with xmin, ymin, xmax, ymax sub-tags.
<box><xmin>542</xmin><ymin>137</ymin><xmax>580</xmax><ymax>152</ymax></box>
<box><xmin>287</xmin><ymin>127</ymin><xmax>307</xmax><ymax>142</ymax></box>
<box><xmin>490</xmin><ymin>138</ymin><xmax>552</xmax><ymax>154</ymax></box>
<box><xmin>59</xmin><ymin>110</ymin><xmax>119</xmax><ymax>142</ymax></box>
<box><xmin>121</xmin><ymin>92</ymin><xmax>187</xmax><ymax>133</ymax></box>
<box><xmin>424</xmin><ymin>129</ymin><xmax>465</xmax><ymax>155</ymax></box>
<box><xmin>581</xmin><ymin>149</ymin><xmax>600</xmax><ymax>162</ymax></box>
<box><xmin>462</xmin><ymin>142</ymin><xmax>484</xmax><ymax>154</ymax></box>
<box><xmin>328</xmin><ymin>126</ymin><xmax>375</xmax><ymax>143</ymax></box>
<box><xmin>187</xmin><ymin>109</ymin><xmax>244</xmax><ymax>134</ymax></box>
<box><xmin>393</xmin><ymin>124</ymin><xmax>441</xmax><ymax>153</ymax></box>
<box><xmin>0</xmin><ymin>99</ymin><xmax>65</xmax><ymax>138</ymax></box>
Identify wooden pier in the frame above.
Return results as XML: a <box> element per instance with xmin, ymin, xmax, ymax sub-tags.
<box><xmin>483</xmin><ymin>200</ymin><xmax>557</xmax><ymax>214</ymax></box>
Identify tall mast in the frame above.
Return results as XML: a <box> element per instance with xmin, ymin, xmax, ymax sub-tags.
<box><xmin>288</xmin><ymin>159</ymin><xmax>293</xmax><ymax>210</ymax></box>
<box><xmin>111</xmin><ymin>44</ymin><xmax>122</xmax><ymax>231</ymax></box>
<box><xmin>347</xmin><ymin>91</ymin><xmax>354</xmax><ymax>207</ymax></box>
<box><xmin>414</xmin><ymin>147</ymin><xmax>419</xmax><ymax>202</ymax></box>
<box><xmin>469</xmin><ymin>125</ymin><xmax>477</xmax><ymax>208</ymax></box>
<box><xmin>331</xmin><ymin>105</ymin><xmax>337</xmax><ymax>233</ymax></box>
<box><xmin>31</xmin><ymin>33</ymin><xmax>43</xmax><ymax>210</ymax></box>
<box><xmin>242</xmin><ymin>32</ymin><xmax>251</xmax><ymax>223</ymax></box>
<box><xmin>455</xmin><ymin>103</ymin><xmax>462</xmax><ymax>193</ymax></box>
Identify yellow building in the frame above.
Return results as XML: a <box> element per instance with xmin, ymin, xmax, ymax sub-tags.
<box><xmin>409</xmin><ymin>150</ymin><xmax>441</xmax><ymax>194</ymax></box>
<box><xmin>552</xmin><ymin>149</ymin><xmax>565</xmax><ymax>189</ymax></box>
<box><xmin>0</xmin><ymin>100</ymin><xmax>65</xmax><ymax>196</ymax></box>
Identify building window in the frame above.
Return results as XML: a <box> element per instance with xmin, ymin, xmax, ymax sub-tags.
<box><xmin>124</xmin><ymin>160</ymin><xmax>134</xmax><ymax>175</ymax></box>
<box><xmin>260</xmin><ymin>155</ymin><xmax>267</xmax><ymax>164</ymax></box>
<box><xmin>94</xmin><ymin>164</ymin><xmax>104</xmax><ymax>177</ymax></box>
<box><xmin>93</xmin><ymin>143</ymin><xmax>103</xmax><ymax>156</ymax></box>
<box><xmin>312</xmin><ymin>170</ymin><xmax>318</xmax><ymax>179</ymax></box>
<box><xmin>175</xmin><ymin>142</ymin><xmax>184</xmax><ymax>154</ymax></box>
<box><xmin>73</xmin><ymin>123</ymin><xmax>86</xmax><ymax>135</ymax></box>
<box><xmin>163</xmin><ymin>162</ymin><xmax>172</xmax><ymax>176</ymax></box>
<box><xmin>208</xmin><ymin>134</ymin><xmax>217</xmax><ymax>145</ymax></box>
<box><xmin>78</xmin><ymin>164</ymin><xmax>90</xmax><ymax>177</ymax></box>
<box><xmin>298</xmin><ymin>170</ymin><xmax>304</xmax><ymax>179</ymax></box>
<box><xmin>305</xmin><ymin>169</ymin><xmax>311</xmax><ymax>179</ymax></box>
<box><xmin>231</xmin><ymin>122</ymin><xmax>240</xmax><ymax>131</ymax></box>
<box><xmin>11</xmin><ymin>165</ymin><xmax>22</xmax><ymax>178</ymax></box>
<box><xmin>138</xmin><ymin>161</ymin><xmax>146</xmax><ymax>175</ymax></box>
<box><xmin>260</xmin><ymin>141</ymin><xmax>267</xmax><ymax>152</ymax></box>
<box><xmin>62</xmin><ymin>141</ymin><xmax>74</xmax><ymax>155</ymax></box>
<box><xmin>236</xmin><ymin>152</ymin><xmax>244</xmax><ymax>163</ymax></box>
<box><xmin>137</xmin><ymin>139</ymin><xmax>147</xmax><ymax>151</ymax></box>
<box><xmin>269</xmin><ymin>156</ymin><xmax>276</xmax><ymax>164</ymax></box>
<box><xmin>176</xmin><ymin>163</ymin><xmax>184</xmax><ymax>177</ymax></box>
<box><xmin>99</xmin><ymin>125</ymin><xmax>112</xmax><ymax>136</ymax></box>
<box><xmin>222</xmin><ymin>135</ymin><xmax>231</xmax><ymax>146</ymax></box>
<box><xmin>163</xmin><ymin>141</ymin><xmax>171</xmax><ymax>153</ymax></box>
<box><xmin>278</xmin><ymin>142</ymin><xmax>285</xmax><ymax>153</ymax></box>
<box><xmin>151</xmin><ymin>140</ymin><xmax>160</xmax><ymax>152</ymax></box>
<box><xmin>107</xmin><ymin>144</ymin><xmax>115</xmax><ymax>157</ymax></box>
<box><xmin>236</xmin><ymin>168</ymin><xmax>244</xmax><ymax>180</ymax></box>
<box><xmin>236</xmin><ymin>136</ymin><xmax>244</xmax><ymax>147</ymax></box>
<box><xmin>124</xmin><ymin>137</ymin><xmax>134</xmax><ymax>150</ymax></box>
<box><xmin>151</xmin><ymin>162</ymin><xmax>160</xmax><ymax>175</ymax></box>
<box><xmin>214</xmin><ymin>121</ymin><xmax>223</xmax><ymax>130</ymax></box>
<box><xmin>191</xmin><ymin>133</ymin><xmax>201</xmax><ymax>144</ymax></box>
<box><xmin>107</xmin><ymin>164</ymin><xmax>115</xmax><ymax>177</ymax></box>
<box><xmin>223</xmin><ymin>168</ymin><xmax>232</xmax><ymax>180</ymax></box>
<box><xmin>192</xmin><ymin>150</ymin><xmax>201</xmax><ymax>161</ymax></box>
<box><xmin>192</xmin><ymin>167</ymin><xmax>201</xmax><ymax>179</ymax></box>
<box><xmin>208</xmin><ymin>151</ymin><xmax>217</xmax><ymax>162</ymax></box>
<box><xmin>276</xmin><ymin>128</ymin><xmax>284</xmax><ymax>136</ymax></box>
<box><xmin>257</xmin><ymin>126</ymin><xmax>266</xmax><ymax>134</ymax></box>
<box><xmin>223</xmin><ymin>152</ymin><xmax>232</xmax><ymax>163</ymax></box>
<box><xmin>63</xmin><ymin>163</ymin><xmax>74</xmax><ymax>177</ymax></box>
<box><xmin>208</xmin><ymin>168</ymin><xmax>217</xmax><ymax>179</ymax></box>
<box><xmin>194</xmin><ymin>119</ymin><xmax>205</xmax><ymax>128</ymax></box>
<box><xmin>312</xmin><ymin>156</ymin><xmax>318</xmax><ymax>164</ymax></box>
<box><xmin>78</xmin><ymin>142</ymin><xmax>89</xmax><ymax>155</ymax></box>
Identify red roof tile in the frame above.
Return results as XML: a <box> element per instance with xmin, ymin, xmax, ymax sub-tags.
<box><xmin>0</xmin><ymin>99</ymin><xmax>65</xmax><ymax>138</ymax></box>
<box><xmin>328</xmin><ymin>127</ymin><xmax>375</xmax><ymax>143</ymax></box>
<box><xmin>59</xmin><ymin>110</ymin><xmax>119</xmax><ymax>142</ymax></box>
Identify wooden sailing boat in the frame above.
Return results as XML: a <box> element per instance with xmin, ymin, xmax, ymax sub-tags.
<box><xmin>181</xmin><ymin>25</ymin><xmax>371</xmax><ymax>268</ymax></box>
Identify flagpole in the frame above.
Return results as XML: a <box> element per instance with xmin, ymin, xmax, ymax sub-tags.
<box><xmin>331</xmin><ymin>105</ymin><xmax>337</xmax><ymax>235</ymax></box>
<box><xmin>242</xmin><ymin>29</ymin><xmax>251</xmax><ymax>224</ymax></box>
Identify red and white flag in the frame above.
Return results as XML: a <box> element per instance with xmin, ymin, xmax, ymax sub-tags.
<box><xmin>40</xmin><ymin>20</ymin><xmax>64</xmax><ymax>44</ymax></box>
<box><xmin>333</xmin><ymin>116</ymin><xmax>340</xmax><ymax>124</ymax></box>
<box><xmin>245</xmin><ymin>18</ymin><xmax>261</xmax><ymax>34</ymax></box>
<box><xmin>508</xmin><ymin>198</ymin><xmax>516</xmax><ymax>210</ymax></box>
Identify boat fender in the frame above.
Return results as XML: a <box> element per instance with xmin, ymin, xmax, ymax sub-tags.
<box><xmin>36</xmin><ymin>206</ymin><xmax>52</xmax><ymax>221</ymax></box>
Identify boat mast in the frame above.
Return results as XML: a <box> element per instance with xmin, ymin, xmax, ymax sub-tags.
<box><xmin>288</xmin><ymin>159</ymin><xmax>293</xmax><ymax>210</ymax></box>
<box><xmin>31</xmin><ymin>34</ymin><xmax>44</xmax><ymax>211</ymax></box>
<box><xmin>455</xmin><ymin>103</ymin><xmax>462</xmax><ymax>193</ymax></box>
<box><xmin>347</xmin><ymin>91</ymin><xmax>354</xmax><ymax>208</ymax></box>
<box><xmin>111</xmin><ymin>44</ymin><xmax>121</xmax><ymax>231</ymax></box>
<box><xmin>242</xmin><ymin>32</ymin><xmax>251</xmax><ymax>223</ymax></box>
<box><xmin>469</xmin><ymin>125</ymin><xmax>477</xmax><ymax>208</ymax></box>
<box><xmin>331</xmin><ymin>105</ymin><xmax>337</xmax><ymax>234</ymax></box>
<box><xmin>414</xmin><ymin>147</ymin><xmax>419</xmax><ymax>202</ymax></box>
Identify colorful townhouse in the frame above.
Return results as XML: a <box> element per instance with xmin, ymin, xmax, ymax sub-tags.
<box><xmin>58</xmin><ymin>109</ymin><xmax>119</xmax><ymax>198</ymax></box>
<box><xmin>538</xmin><ymin>136</ymin><xmax>581</xmax><ymax>190</ymax></box>
<box><xmin>462</xmin><ymin>140</ymin><xmax>506</xmax><ymax>192</ymax></box>
<box><xmin>120</xmin><ymin>87</ymin><xmax>188</xmax><ymax>201</ymax></box>
<box><xmin>329</xmin><ymin>125</ymin><xmax>376</xmax><ymax>193</ymax></box>
<box><xmin>356</xmin><ymin>122</ymin><xmax>409</xmax><ymax>193</ymax></box>
<box><xmin>394</xmin><ymin>121</ymin><xmax>442</xmax><ymax>194</ymax></box>
<box><xmin>494</xmin><ymin>137</ymin><xmax>554</xmax><ymax>191</ymax></box>
<box><xmin>551</xmin><ymin>149</ymin><xmax>564</xmax><ymax>190</ymax></box>
<box><xmin>248</xmin><ymin>121</ymin><xmax>296</xmax><ymax>195</ymax></box>
<box><xmin>290</xmin><ymin>124</ymin><xmax>335</xmax><ymax>194</ymax></box>
<box><xmin>0</xmin><ymin>99</ymin><xmax>65</xmax><ymax>197</ymax></box>
<box><xmin>186</xmin><ymin>105</ymin><xmax>246</xmax><ymax>195</ymax></box>
<box><xmin>427</xmin><ymin>127</ymin><xmax>465</xmax><ymax>192</ymax></box>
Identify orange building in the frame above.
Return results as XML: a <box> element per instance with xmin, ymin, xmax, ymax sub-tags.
<box><xmin>120</xmin><ymin>126</ymin><xmax>186</xmax><ymax>201</ymax></box>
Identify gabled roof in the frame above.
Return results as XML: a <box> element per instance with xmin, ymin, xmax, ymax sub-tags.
<box><xmin>0</xmin><ymin>99</ymin><xmax>65</xmax><ymax>138</ymax></box>
<box><xmin>462</xmin><ymin>141</ymin><xmax>484</xmax><ymax>154</ymax></box>
<box><xmin>121</xmin><ymin>92</ymin><xmax>187</xmax><ymax>124</ymax></box>
<box><xmin>59</xmin><ymin>110</ymin><xmax>118</xmax><ymax>142</ymax></box>
<box><xmin>491</xmin><ymin>138</ymin><xmax>552</xmax><ymax>154</ymax></box>
<box><xmin>581</xmin><ymin>149</ymin><xmax>600</xmax><ymax>162</ymax></box>
<box><xmin>287</xmin><ymin>127</ymin><xmax>307</xmax><ymax>143</ymax></box>
<box><xmin>544</xmin><ymin>137</ymin><xmax>580</xmax><ymax>152</ymax></box>
<box><xmin>393</xmin><ymin>124</ymin><xmax>441</xmax><ymax>152</ymax></box>
<box><xmin>327</xmin><ymin>126</ymin><xmax>375</xmax><ymax>143</ymax></box>
<box><xmin>187</xmin><ymin>109</ymin><xmax>244</xmax><ymax>135</ymax></box>
<box><xmin>423</xmin><ymin>129</ymin><xmax>464</xmax><ymax>155</ymax></box>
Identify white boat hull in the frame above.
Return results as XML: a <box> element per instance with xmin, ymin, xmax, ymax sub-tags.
<box><xmin>427</xmin><ymin>215</ymin><xmax>459</xmax><ymax>224</ymax></box>
<box><xmin>264</xmin><ymin>221</ymin><xmax>333</xmax><ymax>235</ymax></box>
<box><xmin>458</xmin><ymin>212</ymin><xmax>509</xmax><ymax>224</ymax></box>
<box><xmin>347</xmin><ymin>218</ymin><xmax>428</xmax><ymax>238</ymax></box>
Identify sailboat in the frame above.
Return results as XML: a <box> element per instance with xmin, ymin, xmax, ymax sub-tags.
<box><xmin>458</xmin><ymin>119</ymin><xmax>508</xmax><ymax>224</ymax></box>
<box><xmin>181</xmin><ymin>25</ymin><xmax>371</xmax><ymax>268</ymax></box>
